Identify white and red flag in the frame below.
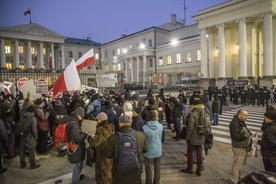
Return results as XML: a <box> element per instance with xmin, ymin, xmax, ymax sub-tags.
<box><xmin>53</xmin><ymin>59</ymin><xmax>81</xmax><ymax>96</ymax></box>
<box><xmin>76</xmin><ymin>48</ymin><xmax>94</xmax><ymax>71</ymax></box>
<box><xmin>49</xmin><ymin>53</ymin><xmax>52</xmax><ymax>70</ymax></box>
<box><xmin>24</xmin><ymin>8</ymin><xmax>31</xmax><ymax>16</ymax></box>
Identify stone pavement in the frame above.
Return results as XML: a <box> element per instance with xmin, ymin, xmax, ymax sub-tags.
<box><xmin>0</xmin><ymin>127</ymin><xmax>264</xmax><ymax>184</ymax></box>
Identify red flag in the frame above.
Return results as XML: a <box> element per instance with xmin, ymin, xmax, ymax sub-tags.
<box><xmin>75</xmin><ymin>48</ymin><xmax>94</xmax><ymax>71</ymax></box>
<box><xmin>34</xmin><ymin>49</ymin><xmax>37</xmax><ymax>67</ymax></box>
<box><xmin>49</xmin><ymin>53</ymin><xmax>52</xmax><ymax>70</ymax></box>
<box><xmin>24</xmin><ymin>8</ymin><xmax>31</xmax><ymax>16</ymax></box>
<box><xmin>53</xmin><ymin>59</ymin><xmax>81</xmax><ymax>97</ymax></box>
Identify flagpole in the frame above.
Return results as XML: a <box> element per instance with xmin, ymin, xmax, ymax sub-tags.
<box><xmin>30</xmin><ymin>9</ymin><xmax>32</xmax><ymax>24</ymax></box>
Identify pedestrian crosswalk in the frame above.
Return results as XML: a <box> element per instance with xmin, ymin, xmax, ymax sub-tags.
<box><xmin>212</xmin><ymin>105</ymin><xmax>266</xmax><ymax>144</ymax></box>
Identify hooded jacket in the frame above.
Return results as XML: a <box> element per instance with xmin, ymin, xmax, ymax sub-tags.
<box><xmin>142</xmin><ymin>120</ymin><xmax>163</xmax><ymax>158</ymax></box>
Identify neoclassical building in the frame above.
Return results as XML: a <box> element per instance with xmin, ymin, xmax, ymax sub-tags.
<box><xmin>1</xmin><ymin>0</ymin><xmax>275</xmax><ymax>90</ymax></box>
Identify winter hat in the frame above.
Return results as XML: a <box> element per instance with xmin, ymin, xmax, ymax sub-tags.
<box><xmin>1</xmin><ymin>102</ymin><xmax>11</xmax><ymax>113</ymax></box>
<box><xmin>26</xmin><ymin>104</ymin><xmax>35</xmax><ymax>113</ymax></box>
<box><xmin>71</xmin><ymin>107</ymin><xmax>85</xmax><ymax>119</ymax></box>
<box><xmin>119</xmin><ymin>113</ymin><xmax>132</xmax><ymax>123</ymax></box>
<box><xmin>55</xmin><ymin>100</ymin><xmax>62</xmax><ymax>106</ymax></box>
<box><xmin>192</xmin><ymin>97</ymin><xmax>203</xmax><ymax>105</ymax></box>
<box><xmin>35</xmin><ymin>99</ymin><xmax>43</xmax><ymax>105</ymax></box>
<box><xmin>148</xmin><ymin>98</ymin><xmax>155</xmax><ymax>105</ymax></box>
<box><xmin>123</xmin><ymin>102</ymin><xmax>133</xmax><ymax>112</ymax></box>
<box><xmin>264</xmin><ymin>110</ymin><xmax>276</xmax><ymax>121</ymax></box>
<box><xmin>96</xmin><ymin>112</ymin><xmax>108</xmax><ymax>121</ymax></box>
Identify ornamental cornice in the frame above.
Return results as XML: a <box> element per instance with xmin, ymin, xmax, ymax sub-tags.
<box><xmin>193</xmin><ymin>0</ymin><xmax>264</xmax><ymax>22</ymax></box>
<box><xmin>0</xmin><ymin>23</ymin><xmax>65</xmax><ymax>39</ymax></box>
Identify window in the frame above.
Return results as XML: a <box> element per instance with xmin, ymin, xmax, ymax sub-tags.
<box><xmin>118</xmin><ymin>63</ymin><xmax>121</xmax><ymax>71</ymax></box>
<box><xmin>167</xmin><ymin>55</ymin><xmax>172</xmax><ymax>65</ymax></box>
<box><xmin>6</xmin><ymin>63</ymin><xmax>12</xmax><ymax>69</ymax></box>
<box><xmin>5</xmin><ymin>46</ymin><xmax>11</xmax><ymax>54</ymax></box>
<box><xmin>158</xmin><ymin>57</ymin><xmax>163</xmax><ymax>66</ymax></box>
<box><xmin>31</xmin><ymin>47</ymin><xmax>35</xmax><ymax>54</ymax></box>
<box><xmin>117</xmin><ymin>48</ymin><xmax>120</xmax><ymax>55</ymax></box>
<box><xmin>69</xmin><ymin>51</ymin><xmax>73</xmax><ymax>58</ymax></box>
<box><xmin>148</xmin><ymin>39</ymin><xmax>152</xmax><ymax>47</ymax></box>
<box><xmin>78</xmin><ymin>52</ymin><xmax>82</xmax><ymax>58</ymax></box>
<box><xmin>176</xmin><ymin>53</ymin><xmax>181</xmax><ymax>63</ymax></box>
<box><xmin>186</xmin><ymin>51</ymin><xmax>192</xmax><ymax>62</ymax></box>
<box><xmin>95</xmin><ymin>53</ymin><xmax>99</xmax><ymax>60</ymax></box>
<box><xmin>197</xmin><ymin>50</ymin><xmax>201</xmax><ymax>61</ymax></box>
<box><xmin>105</xmin><ymin>50</ymin><xmax>107</xmax><ymax>58</ymax></box>
<box><xmin>149</xmin><ymin>58</ymin><xmax>153</xmax><ymax>67</ymax></box>
<box><xmin>19</xmin><ymin>63</ymin><xmax>24</xmax><ymax>70</ymax></box>
<box><xmin>128</xmin><ymin>44</ymin><xmax>132</xmax><ymax>50</ymax></box>
<box><xmin>113</xmin><ymin>64</ymin><xmax>116</xmax><ymax>71</ymax></box>
<box><xmin>87</xmin><ymin>66</ymin><xmax>91</xmax><ymax>70</ymax></box>
<box><xmin>59</xmin><ymin>50</ymin><xmax>61</xmax><ymax>57</ymax></box>
<box><xmin>112</xmin><ymin>50</ymin><xmax>115</xmax><ymax>56</ymax></box>
<box><xmin>18</xmin><ymin>46</ymin><xmax>24</xmax><ymax>54</ymax></box>
<box><xmin>43</xmin><ymin>48</ymin><xmax>46</xmax><ymax>55</ymax></box>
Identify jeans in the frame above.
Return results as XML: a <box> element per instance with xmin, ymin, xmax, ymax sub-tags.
<box><xmin>186</xmin><ymin>144</ymin><xmax>202</xmax><ymax>173</ymax></box>
<box><xmin>173</xmin><ymin>117</ymin><xmax>182</xmax><ymax>139</ymax></box>
<box><xmin>231</xmin><ymin>147</ymin><xmax>248</xmax><ymax>184</ymax></box>
<box><xmin>72</xmin><ymin>161</ymin><xmax>83</xmax><ymax>184</ymax></box>
<box><xmin>212</xmin><ymin>113</ymin><xmax>219</xmax><ymax>125</ymax></box>
<box><xmin>144</xmin><ymin>157</ymin><xmax>161</xmax><ymax>184</ymax></box>
<box><xmin>193</xmin><ymin>146</ymin><xmax>206</xmax><ymax>167</ymax></box>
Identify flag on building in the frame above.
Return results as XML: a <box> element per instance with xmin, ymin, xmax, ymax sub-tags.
<box><xmin>53</xmin><ymin>59</ymin><xmax>81</xmax><ymax>96</ymax></box>
<box><xmin>75</xmin><ymin>48</ymin><xmax>94</xmax><ymax>71</ymax></box>
<box><xmin>24</xmin><ymin>8</ymin><xmax>31</xmax><ymax>16</ymax></box>
<box><xmin>34</xmin><ymin>49</ymin><xmax>37</xmax><ymax>67</ymax></box>
<box><xmin>49</xmin><ymin>53</ymin><xmax>52</xmax><ymax>70</ymax></box>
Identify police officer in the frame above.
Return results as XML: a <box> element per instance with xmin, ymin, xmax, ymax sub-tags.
<box><xmin>262</xmin><ymin>86</ymin><xmax>269</xmax><ymax>107</ymax></box>
<box><xmin>208</xmin><ymin>86</ymin><xmax>213</xmax><ymax>101</ymax></box>
<box><xmin>252</xmin><ymin>85</ymin><xmax>260</xmax><ymax>106</ymax></box>
<box><xmin>233</xmin><ymin>86</ymin><xmax>240</xmax><ymax>105</ymax></box>
<box><xmin>240</xmin><ymin>87</ymin><xmax>246</xmax><ymax>105</ymax></box>
<box><xmin>217</xmin><ymin>89</ymin><xmax>224</xmax><ymax>115</ymax></box>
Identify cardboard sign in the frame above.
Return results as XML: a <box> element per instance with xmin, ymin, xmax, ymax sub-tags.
<box><xmin>22</xmin><ymin>79</ymin><xmax>40</xmax><ymax>100</ymax></box>
<box><xmin>35</xmin><ymin>78</ymin><xmax>48</xmax><ymax>95</ymax></box>
<box><xmin>81</xmin><ymin>119</ymin><xmax>97</xmax><ymax>136</ymax></box>
<box><xmin>17</xmin><ymin>78</ymin><xmax>28</xmax><ymax>92</ymax></box>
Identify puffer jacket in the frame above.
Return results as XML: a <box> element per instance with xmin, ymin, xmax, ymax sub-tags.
<box><xmin>186</xmin><ymin>105</ymin><xmax>211</xmax><ymax>145</ymax></box>
<box><xmin>229</xmin><ymin>114</ymin><xmax>252</xmax><ymax>151</ymax></box>
<box><xmin>260</xmin><ymin>121</ymin><xmax>276</xmax><ymax>159</ymax></box>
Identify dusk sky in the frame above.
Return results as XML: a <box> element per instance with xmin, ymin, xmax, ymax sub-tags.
<box><xmin>0</xmin><ymin>0</ymin><xmax>228</xmax><ymax>44</ymax></box>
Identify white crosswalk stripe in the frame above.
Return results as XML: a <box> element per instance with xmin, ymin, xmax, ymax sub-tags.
<box><xmin>212</xmin><ymin>105</ymin><xmax>266</xmax><ymax>144</ymax></box>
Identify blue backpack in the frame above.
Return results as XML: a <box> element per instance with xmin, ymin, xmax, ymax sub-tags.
<box><xmin>115</xmin><ymin>130</ymin><xmax>140</xmax><ymax>172</ymax></box>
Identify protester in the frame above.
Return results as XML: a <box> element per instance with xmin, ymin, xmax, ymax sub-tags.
<box><xmin>88</xmin><ymin>112</ymin><xmax>114</xmax><ymax>184</ymax></box>
<box><xmin>212</xmin><ymin>96</ymin><xmax>221</xmax><ymax>126</ymax></box>
<box><xmin>229</xmin><ymin>109</ymin><xmax>253</xmax><ymax>184</ymax></box>
<box><xmin>104</xmin><ymin>112</ymin><xmax>148</xmax><ymax>184</ymax></box>
<box><xmin>0</xmin><ymin>110</ymin><xmax>8</xmax><ymax>173</ymax></box>
<box><xmin>131</xmin><ymin>107</ymin><xmax>144</xmax><ymax>131</ymax></box>
<box><xmin>170</xmin><ymin>95</ymin><xmax>183</xmax><ymax>141</ymax></box>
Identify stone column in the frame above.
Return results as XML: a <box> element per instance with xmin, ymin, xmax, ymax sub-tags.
<box><xmin>27</xmin><ymin>40</ymin><xmax>32</xmax><ymax>69</ymax></box>
<box><xmin>0</xmin><ymin>38</ymin><xmax>6</xmax><ymax>69</ymax></box>
<box><xmin>125</xmin><ymin>59</ymin><xmax>129</xmax><ymax>83</ymax></box>
<box><xmin>61</xmin><ymin>44</ymin><xmax>65</xmax><ymax>69</ymax></box>
<box><xmin>39</xmin><ymin>41</ymin><xmax>44</xmax><ymax>70</ymax></box>
<box><xmin>251</xmin><ymin>24</ymin><xmax>258</xmax><ymax>77</ymax></box>
<box><xmin>274</xmin><ymin>16</ymin><xmax>276</xmax><ymax>75</ymax></box>
<box><xmin>200</xmin><ymin>28</ymin><xmax>208</xmax><ymax>78</ymax></box>
<box><xmin>225</xmin><ymin>27</ymin><xmax>232</xmax><ymax>79</ymax></box>
<box><xmin>130</xmin><ymin>57</ymin><xmax>134</xmax><ymax>82</ymax></box>
<box><xmin>14</xmin><ymin>39</ymin><xmax>20</xmax><ymax>69</ymax></box>
<box><xmin>217</xmin><ymin>24</ymin><xmax>226</xmax><ymax>78</ymax></box>
<box><xmin>143</xmin><ymin>56</ymin><xmax>146</xmax><ymax>87</ymax></box>
<box><xmin>208</xmin><ymin>32</ymin><xmax>214</xmax><ymax>79</ymax></box>
<box><xmin>262</xmin><ymin>13</ymin><xmax>273</xmax><ymax>76</ymax></box>
<box><xmin>51</xmin><ymin>43</ymin><xmax>55</xmax><ymax>69</ymax></box>
<box><xmin>136</xmin><ymin>57</ymin><xmax>140</xmax><ymax>83</ymax></box>
<box><xmin>237</xmin><ymin>18</ymin><xmax>247</xmax><ymax>78</ymax></box>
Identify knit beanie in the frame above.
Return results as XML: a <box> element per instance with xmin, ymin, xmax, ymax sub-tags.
<box><xmin>264</xmin><ymin>110</ymin><xmax>276</xmax><ymax>121</ymax></box>
<box><xmin>123</xmin><ymin>102</ymin><xmax>133</xmax><ymax>112</ymax></box>
<box><xmin>35</xmin><ymin>99</ymin><xmax>43</xmax><ymax>105</ymax></box>
<box><xmin>96</xmin><ymin>112</ymin><xmax>108</xmax><ymax>121</ymax></box>
<box><xmin>71</xmin><ymin>107</ymin><xmax>85</xmax><ymax>119</ymax></box>
<box><xmin>192</xmin><ymin>97</ymin><xmax>203</xmax><ymax>105</ymax></box>
<box><xmin>1</xmin><ymin>102</ymin><xmax>11</xmax><ymax>113</ymax></box>
<box><xmin>26</xmin><ymin>104</ymin><xmax>35</xmax><ymax>113</ymax></box>
<box><xmin>148</xmin><ymin>98</ymin><xmax>155</xmax><ymax>105</ymax></box>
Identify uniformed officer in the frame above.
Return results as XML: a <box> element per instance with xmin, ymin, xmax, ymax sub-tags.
<box><xmin>252</xmin><ymin>85</ymin><xmax>260</xmax><ymax>106</ymax></box>
<box><xmin>240</xmin><ymin>87</ymin><xmax>246</xmax><ymax>105</ymax></box>
<box><xmin>262</xmin><ymin>86</ymin><xmax>269</xmax><ymax>107</ymax></box>
<box><xmin>233</xmin><ymin>86</ymin><xmax>240</xmax><ymax>105</ymax></box>
<box><xmin>217</xmin><ymin>89</ymin><xmax>224</xmax><ymax>115</ymax></box>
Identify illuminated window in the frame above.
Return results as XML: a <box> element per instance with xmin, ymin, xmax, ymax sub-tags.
<box><xmin>197</xmin><ymin>50</ymin><xmax>201</xmax><ymax>61</ymax></box>
<box><xmin>6</xmin><ymin>63</ymin><xmax>12</xmax><ymax>69</ymax></box>
<box><xmin>113</xmin><ymin>64</ymin><xmax>116</xmax><ymax>71</ymax></box>
<box><xmin>167</xmin><ymin>55</ymin><xmax>172</xmax><ymax>65</ymax></box>
<box><xmin>128</xmin><ymin>44</ymin><xmax>132</xmax><ymax>50</ymax></box>
<box><xmin>176</xmin><ymin>53</ymin><xmax>181</xmax><ymax>63</ymax></box>
<box><xmin>158</xmin><ymin>57</ymin><xmax>163</xmax><ymax>66</ymax></box>
<box><xmin>31</xmin><ymin>47</ymin><xmax>35</xmax><ymax>54</ymax></box>
<box><xmin>186</xmin><ymin>51</ymin><xmax>192</xmax><ymax>62</ymax></box>
<box><xmin>19</xmin><ymin>63</ymin><xmax>24</xmax><ymax>70</ymax></box>
<box><xmin>5</xmin><ymin>46</ymin><xmax>11</xmax><ymax>54</ymax></box>
<box><xmin>105</xmin><ymin>65</ymin><xmax>109</xmax><ymax>72</ymax></box>
<box><xmin>117</xmin><ymin>48</ymin><xmax>120</xmax><ymax>55</ymax></box>
<box><xmin>95</xmin><ymin>53</ymin><xmax>99</xmax><ymax>60</ymax></box>
<box><xmin>18</xmin><ymin>46</ymin><xmax>24</xmax><ymax>54</ymax></box>
<box><xmin>43</xmin><ymin>48</ymin><xmax>46</xmax><ymax>55</ymax></box>
<box><xmin>118</xmin><ymin>63</ymin><xmax>121</xmax><ymax>71</ymax></box>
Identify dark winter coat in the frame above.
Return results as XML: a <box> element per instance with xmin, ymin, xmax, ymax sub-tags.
<box><xmin>20</xmin><ymin>111</ymin><xmax>38</xmax><ymax>148</ymax></box>
<box><xmin>260</xmin><ymin>121</ymin><xmax>276</xmax><ymax>163</ymax></box>
<box><xmin>229</xmin><ymin>115</ymin><xmax>252</xmax><ymax>151</ymax></box>
<box><xmin>49</xmin><ymin>106</ymin><xmax>68</xmax><ymax>127</ymax></box>
<box><xmin>212</xmin><ymin>98</ymin><xmax>221</xmax><ymax>113</ymax></box>
<box><xmin>171</xmin><ymin>97</ymin><xmax>183</xmax><ymax>118</ymax></box>
<box><xmin>0</xmin><ymin>119</ymin><xmax>8</xmax><ymax>146</ymax></box>
<box><xmin>131</xmin><ymin>116</ymin><xmax>145</xmax><ymax>131</ymax></box>
<box><xmin>105</xmin><ymin>109</ymin><xmax>119</xmax><ymax>132</ymax></box>
<box><xmin>104</xmin><ymin>125</ymin><xmax>148</xmax><ymax>184</ymax></box>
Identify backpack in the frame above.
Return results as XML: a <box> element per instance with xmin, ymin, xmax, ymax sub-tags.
<box><xmin>197</xmin><ymin>111</ymin><xmax>210</xmax><ymax>135</ymax></box>
<box><xmin>89</xmin><ymin>100</ymin><xmax>101</xmax><ymax>117</ymax></box>
<box><xmin>54</xmin><ymin>114</ymin><xmax>64</xmax><ymax>125</ymax></box>
<box><xmin>115</xmin><ymin>130</ymin><xmax>140</xmax><ymax>172</ymax></box>
<box><xmin>54</xmin><ymin>122</ymin><xmax>78</xmax><ymax>153</ymax></box>
<box><xmin>15</xmin><ymin>114</ymin><xmax>31</xmax><ymax>138</ymax></box>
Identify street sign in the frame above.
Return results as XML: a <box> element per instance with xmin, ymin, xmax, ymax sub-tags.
<box><xmin>17</xmin><ymin>78</ymin><xmax>28</xmax><ymax>92</ymax></box>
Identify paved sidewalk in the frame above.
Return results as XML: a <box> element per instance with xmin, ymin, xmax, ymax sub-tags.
<box><xmin>0</xmin><ymin>127</ymin><xmax>264</xmax><ymax>184</ymax></box>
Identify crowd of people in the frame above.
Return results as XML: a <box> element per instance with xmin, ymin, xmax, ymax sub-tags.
<box><xmin>0</xmin><ymin>84</ymin><xmax>276</xmax><ymax>183</ymax></box>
